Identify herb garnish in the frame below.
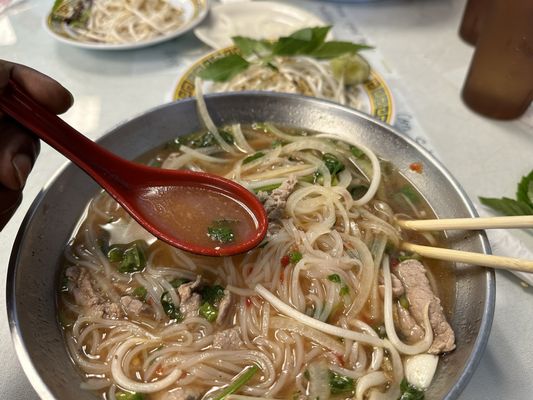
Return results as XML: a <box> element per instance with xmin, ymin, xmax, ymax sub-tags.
<box><xmin>161</xmin><ymin>292</ymin><xmax>183</xmax><ymax>322</ymax></box>
<box><xmin>399</xmin><ymin>378</ymin><xmax>425</xmax><ymax>400</ymax></box>
<box><xmin>207</xmin><ymin>219</ymin><xmax>237</xmax><ymax>244</ymax></box>
<box><xmin>329</xmin><ymin>370</ymin><xmax>355</xmax><ymax>394</ymax></box>
<box><xmin>197</xmin><ymin>26</ymin><xmax>372</xmax><ymax>83</ymax></box>
<box><xmin>479</xmin><ymin>170</ymin><xmax>533</xmax><ymax>216</ymax></box>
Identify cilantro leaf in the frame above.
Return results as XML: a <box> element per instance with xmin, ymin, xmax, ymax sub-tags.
<box><xmin>197</xmin><ymin>54</ymin><xmax>250</xmax><ymax>82</ymax></box>
<box><xmin>517</xmin><ymin>170</ymin><xmax>533</xmax><ymax>207</ymax></box>
<box><xmin>311</xmin><ymin>41</ymin><xmax>373</xmax><ymax>59</ymax></box>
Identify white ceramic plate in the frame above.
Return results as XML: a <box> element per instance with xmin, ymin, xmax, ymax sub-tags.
<box><xmin>194</xmin><ymin>1</ymin><xmax>329</xmax><ymax>49</ymax></box>
<box><xmin>44</xmin><ymin>0</ymin><xmax>209</xmax><ymax>50</ymax></box>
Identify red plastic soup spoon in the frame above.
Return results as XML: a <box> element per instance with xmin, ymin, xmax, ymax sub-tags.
<box><xmin>0</xmin><ymin>80</ymin><xmax>267</xmax><ymax>257</ymax></box>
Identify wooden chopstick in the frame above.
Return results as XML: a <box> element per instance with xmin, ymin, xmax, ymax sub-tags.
<box><xmin>401</xmin><ymin>242</ymin><xmax>533</xmax><ymax>273</ymax></box>
<box><xmin>397</xmin><ymin>215</ymin><xmax>533</xmax><ymax>231</ymax></box>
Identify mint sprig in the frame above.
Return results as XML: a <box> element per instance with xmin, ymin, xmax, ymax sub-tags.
<box><xmin>197</xmin><ymin>26</ymin><xmax>372</xmax><ymax>83</ymax></box>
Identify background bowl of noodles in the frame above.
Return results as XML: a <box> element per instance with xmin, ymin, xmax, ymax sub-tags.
<box><xmin>7</xmin><ymin>92</ymin><xmax>494</xmax><ymax>399</ymax></box>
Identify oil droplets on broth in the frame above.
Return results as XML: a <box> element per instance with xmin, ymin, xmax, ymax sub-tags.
<box><xmin>133</xmin><ymin>184</ymin><xmax>259</xmax><ymax>250</ymax></box>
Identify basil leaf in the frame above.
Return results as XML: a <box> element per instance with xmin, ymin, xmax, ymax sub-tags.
<box><xmin>311</xmin><ymin>41</ymin><xmax>373</xmax><ymax>59</ymax></box>
<box><xmin>273</xmin><ymin>26</ymin><xmax>331</xmax><ymax>56</ymax></box>
<box><xmin>479</xmin><ymin>197</ymin><xmax>533</xmax><ymax>216</ymax></box>
<box><xmin>197</xmin><ymin>54</ymin><xmax>250</xmax><ymax>82</ymax></box>
<box><xmin>328</xmin><ymin>274</ymin><xmax>341</xmax><ymax>283</ymax></box>
<box><xmin>290</xmin><ymin>26</ymin><xmax>331</xmax><ymax>44</ymax></box>
<box><xmin>232</xmin><ymin>36</ymin><xmax>272</xmax><ymax>57</ymax></box>
<box><xmin>516</xmin><ymin>170</ymin><xmax>533</xmax><ymax>207</ymax></box>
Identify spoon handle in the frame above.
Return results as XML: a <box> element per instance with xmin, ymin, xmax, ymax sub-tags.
<box><xmin>0</xmin><ymin>79</ymin><xmax>129</xmax><ymax>190</ymax></box>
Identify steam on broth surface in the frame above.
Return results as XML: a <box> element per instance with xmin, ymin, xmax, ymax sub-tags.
<box><xmin>59</xmin><ymin>123</ymin><xmax>455</xmax><ymax>400</ymax></box>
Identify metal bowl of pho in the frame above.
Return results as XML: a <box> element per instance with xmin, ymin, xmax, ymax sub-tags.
<box><xmin>7</xmin><ymin>92</ymin><xmax>494</xmax><ymax>400</ymax></box>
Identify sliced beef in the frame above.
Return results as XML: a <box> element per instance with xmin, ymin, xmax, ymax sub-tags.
<box><xmin>65</xmin><ymin>266</ymin><xmax>122</xmax><ymax>319</ymax></box>
<box><xmin>378</xmin><ymin>272</ymin><xmax>405</xmax><ymax>299</ymax></box>
<box><xmin>394</xmin><ymin>259</ymin><xmax>455</xmax><ymax>354</ymax></box>
<box><xmin>120</xmin><ymin>295</ymin><xmax>144</xmax><ymax>315</ymax></box>
<box><xmin>394</xmin><ymin>304</ymin><xmax>425</xmax><ymax>344</ymax></box>
<box><xmin>216</xmin><ymin>289</ymin><xmax>232</xmax><ymax>324</ymax></box>
<box><xmin>177</xmin><ymin>276</ymin><xmax>201</xmax><ymax>303</ymax></box>
<box><xmin>178</xmin><ymin>276</ymin><xmax>202</xmax><ymax>319</ymax></box>
<box><xmin>257</xmin><ymin>176</ymin><xmax>297</xmax><ymax>221</ymax></box>
<box><xmin>213</xmin><ymin>328</ymin><xmax>244</xmax><ymax>350</ymax></box>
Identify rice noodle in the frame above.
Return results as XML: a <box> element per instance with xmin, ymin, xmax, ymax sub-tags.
<box><xmin>59</xmin><ymin>117</ymin><xmax>452</xmax><ymax>400</ymax></box>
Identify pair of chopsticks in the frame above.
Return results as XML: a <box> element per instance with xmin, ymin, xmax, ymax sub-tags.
<box><xmin>396</xmin><ymin>216</ymin><xmax>533</xmax><ymax>273</ymax></box>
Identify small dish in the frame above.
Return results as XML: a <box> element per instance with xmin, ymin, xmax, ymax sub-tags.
<box><xmin>44</xmin><ymin>0</ymin><xmax>209</xmax><ymax>50</ymax></box>
<box><xmin>194</xmin><ymin>1</ymin><xmax>329</xmax><ymax>49</ymax></box>
<box><xmin>173</xmin><ymin>46</ymin><xmax>396</xmax><ymax>125</ymax></box>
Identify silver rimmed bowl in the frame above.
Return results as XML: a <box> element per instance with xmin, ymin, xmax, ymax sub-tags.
<box><xmin>7</xmin><ymin>92</ymin><xmax>495</xmax><ymax>399</ymax></box>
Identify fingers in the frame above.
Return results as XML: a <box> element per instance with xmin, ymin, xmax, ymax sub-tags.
<box><xmin>0</xmin><ymin>60</ymin><xmax>72</xmax><ymax>190</ymax></box>
<box><xmin>0</xmin><ymin>118</ymin><xmax>40</xmax><ymax>190</ymax></box>
<box><xmin>0</xmin><ymin>60</ymin><xmax>74</xmax><ymax>115</ymax></box>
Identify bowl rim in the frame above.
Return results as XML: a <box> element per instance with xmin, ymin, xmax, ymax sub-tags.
<box><xmin>6</xmin><ymin>91</ymin><xmax>495</xmax><ymax>400</ymax></box>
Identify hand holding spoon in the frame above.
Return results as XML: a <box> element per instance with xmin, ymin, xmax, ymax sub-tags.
<box><xmin>0</xmin><ymin>80</ymin><xmax>267</xmax><ymax>256</ymax></box>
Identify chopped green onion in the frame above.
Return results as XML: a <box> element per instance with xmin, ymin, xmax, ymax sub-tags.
<box><xmin>202</xmin><ymin>365</ymin><xmax>259</xmax><ymax>400</ymax></box>
<box><xmin>400</xmin><ymin>378</ymin><xmax>425</xmax><ymax>400</ymax></box>
<box><xmin>399</xmin><ymin>295</ymin><xmax>410</xmax><ymax>310</ymax></box>
<box><xmin>340</xmin><ymin>285</ymin><xmax>350</xmax><ymax>296</ymax></box>
<box><xmin>207</xmin><ymin>220</ymin><xmax>236</xmax><ymax>244</ymax></box>
<box><xmin>243</xmin><ymin>152</ymin><xmax>265</xmax><ymax>164</ymax></box>
<box><xmin>289</xmin><ymin>251</ymin><xmax>303</xmax><ymax>264</ymax></box>
<box><xmin>132</xmin><ymin>286</ymin><xmax>147</xmax><ymax>301</ymax></box>
<box><xmin>253</xmin><ymin>183</ymin><xmax>282</xmax><ymax>193</ymax></box>
<box><xmin>328</xmin><ymin>274</ymin><xmax>341</xmax><ymax>283</ymax></box>
<box><xmin>350</xmin><ymin>145</ymin><xmax>365</xmax><ymax>158</ymax></box>
<box><xmin>322</xmin><ymin>153</ymin><xmax>345</xmax><ymax>176</ymax></box>
<box><xmin>170</xmin><ymin>278</ymin><xmax>189</xmax><ymax>288</ymax></box>
<box><xmin>115</xmin><ymin>391</ymin><xmax>145</xmax><ymax>400</ymax></box>
<box><xmin>118</xmin><ymin>243</ymin><xmax>146</xmax><ymax>273</ymax></box>
<box><xmin>199</xmin><ymin>302</ymin><xmax>218</xmax><ymax>322</ymax></box>
<box><xmin>200</xmin><ymin>285</ymin><xmax>225</xmax><ymax>305</ymax></box>
<box><xmin>399</xmin><ymin>185</ymin><xmax>420</xmax><ymax>204</ymax></box>
<box><xmin>107</xmin><ymin>246</ymin><xmax>124</xmax><ymax>262</ymax></box>
<box><xmin>161</xmin><ymin>292</ymin><xmax>183</xmax><ymax>322</ymax></box>
<box><xmin>398</xmin><ymin>253</ymin><xmax>421</xmax><ymax>262</ymax></box>
<box><xmin>329</xmin><ymin>370</ymin><xmax>355</xmax><ymax>394</ymax></box>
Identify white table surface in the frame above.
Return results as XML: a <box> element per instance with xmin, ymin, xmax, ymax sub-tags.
<box><xmin>1</xmin><ymin>0</ymin><xmax>532</xmax><ymax>399</ymax></box>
